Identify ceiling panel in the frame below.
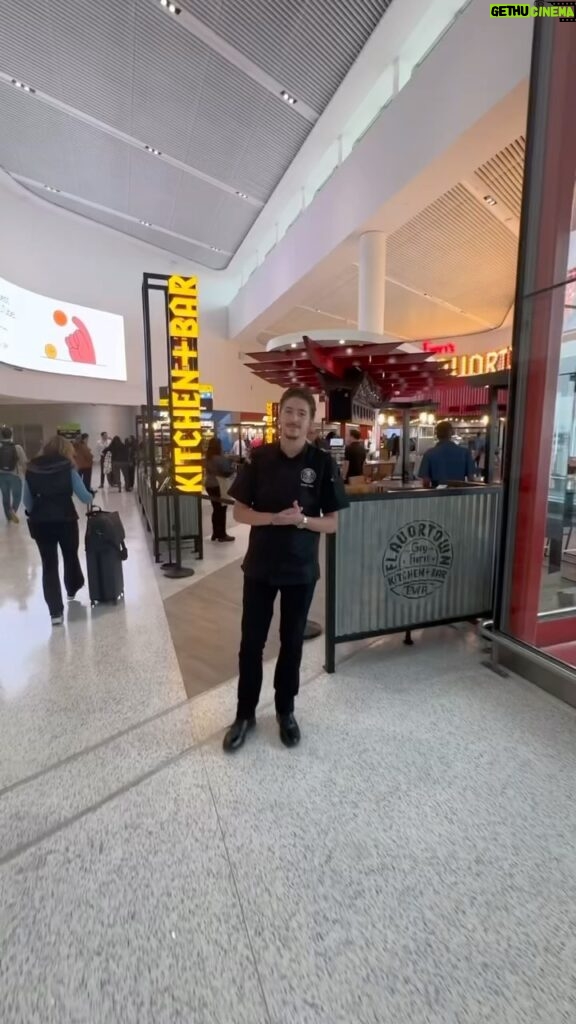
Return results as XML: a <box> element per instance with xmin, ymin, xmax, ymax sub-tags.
<box><xmin>383</xmin><ymin>282</ymin><xmax>486</xmax><ymax>338</ymax></box>
<box><xmin>0</xmin><ymin>85</ymin><xmax>81</xmax><ymax>194</ymax></box>
<box><xmin>1</xmin><ymin>0</ymin><xmax>393</xmax><ymax>266</ymax></box>
<box><xmin>24</xmin><ymin>184</ymin><xmax>229</xmax><ymax>270</ymax></box>
<box><xmin>0</xmin><ymin>0</ymin><xmax>65</xmax><ymax>98</ymax></box>
<box><xmin>183</xmin><ymin>0</ymin><xmax>394</xmax><ymax>113</ymax></box>
<box><xmin>387</xmin><ymin>184</ymin><xmax>518</xmax><ymax>325</ymax></box>
<box><xmin>475</xmin><ymin>136</ymin><xmax>525</xmax><ymax>218</ymax></box>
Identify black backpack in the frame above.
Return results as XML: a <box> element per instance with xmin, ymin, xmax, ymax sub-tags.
<box><xmin>0</xmin><ymin>441</ymin><xmax>17</xmax><ymax>472</ymax></box>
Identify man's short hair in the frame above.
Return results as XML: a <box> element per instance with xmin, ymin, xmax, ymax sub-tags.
<box><xmin>279</xmin><ymin>386</ymin><xmax>316</xmax><ymax>420</ymax></box>
<box><xmin>349</xmin><ymin>428</ymin><xmax>361</xmax><ymax>441</ymax></box>
<box><xmin>436</xmin><ymin>420</ymin><xmax>454</xmax><ymax>442</ymax></box>
<box><xmin>1</xmin><ymin>425</ymin><xmax>13</xmax><ymax>440</ymax></box>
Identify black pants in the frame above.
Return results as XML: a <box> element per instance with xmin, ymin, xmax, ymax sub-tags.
<box><xmin>33</xmin><ymin>521</ymin><xmax>85</xmax><ymax>616</ymax></box>
<box><xmin>79</xmin><ymin>466</ymin><xmax>92</xmax><ymax>490</ymax></box>
<box><xmin>237</xmin><ymin>576</ymin><xmax>316</xmax><ymax>719</ymax></box>
<box><xmin>206</xmin><ymin>485</ymin><xmax>227</xmax><ymax>539</ymax></box>
<box><xmin>113</xmin><ymin>462</ymin><xmax>130</xmax><ymax>491</ymax></box>
<box><xmin>100</xmin><ymin>457</ymin><xmax>106</xmax><ymax>488</ymax></box>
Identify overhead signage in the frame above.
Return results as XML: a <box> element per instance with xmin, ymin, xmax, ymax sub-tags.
<box><xmin>444</xmin><ymin>347</ymin><xmax>511</xmax><ymax>377</ymax></box>
<box><xmin>167</xmin><ymin>275</ymin><xmax>202</xmax><ymax>494</ymax></box>
<box><xmin>422</xmin><ymin>340</ymin><xmax>456</xmax><ymax>355</ymax></box>
<box><xmin>264</xmin><ymin>401</ymin><xmax>277</xmax><ymax>444</ymax></box>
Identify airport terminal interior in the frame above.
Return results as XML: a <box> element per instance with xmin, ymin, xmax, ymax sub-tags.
<box><xmin>1</xmin><ymin>2</ymin><xmax>576</xmax><ymax>1022</ymax></box>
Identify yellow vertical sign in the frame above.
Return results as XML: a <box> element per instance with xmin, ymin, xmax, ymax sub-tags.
<box><xmin>168</xmin><ymin>275</ymin><xmax>202</xmax><ymax>493</ymax></box>
<box><xmin>265</xmin><ymin>401</ymin><xmax>275</xmax><ymax>444</ymax></box>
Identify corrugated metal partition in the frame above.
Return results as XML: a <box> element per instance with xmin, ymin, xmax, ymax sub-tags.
<box><xmin>326</xmin><ymin>489</ymin><xmax>500</xmax><ymax>667</ymax></box>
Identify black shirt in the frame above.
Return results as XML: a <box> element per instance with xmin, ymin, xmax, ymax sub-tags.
<box><xmin>229</xmin><ymin>442</ymin><xmax>349</xmax><ymax>585</ymax></box>
<box><xmin>344</xmin><ymin>440</ymin><xmax>366</xmax><ymax>481</ymax></box>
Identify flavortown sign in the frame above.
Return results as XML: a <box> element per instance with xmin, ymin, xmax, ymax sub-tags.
<box><xmin>421</xmin><ymin>340</ymin><xmax>511</xmax><ymax>377</ymax></box>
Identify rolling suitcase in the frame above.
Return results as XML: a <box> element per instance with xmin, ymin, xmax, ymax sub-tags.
<box><xmin>85</xmin><ymin>507</ymin><xmax>127</xmax><ymax>606</ymax></box>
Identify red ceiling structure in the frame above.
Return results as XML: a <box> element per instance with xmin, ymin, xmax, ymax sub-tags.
<box><xmin>246</xmin><ymin>337</ymin><xmax>508</xmax><ymax>415</ymax></box>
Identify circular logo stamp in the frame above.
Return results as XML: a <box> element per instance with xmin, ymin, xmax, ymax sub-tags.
<box><xmin>301</xmin><ymin>468</ymin><xmax>317</xmax><ymax>486</ymax></box>
<box><xmin>382</xmin><ymin>520</ymin><xmax>453</xmax><ymax>600</ymax></box>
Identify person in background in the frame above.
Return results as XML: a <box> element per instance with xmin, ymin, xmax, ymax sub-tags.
<box><xmin>342</xmin><ymin>428</ymin><xmax>366</xmax><ymax>483</ymax></box>
<box><xmin>95</xmin><ymin>431</ymin><xmax>109</xmax><ymax>488</ymax></box>
<box><xmin>204</xmin><ymin>436</ymin><xmax>235</xmax><ymax>543</ymax></box>
<box><xmin>322</xmin><ymin>430</ymin><xmax>337</xmax><ymax>451</ymax></box>
<box><xmin>24</xmin><ymin>435</ymin><xmax>93</xmax><ymax>625</ymax></box>
<box><xmin>0</xmin><ymin>425</ymin><xmax>27</xmax><ymax>524</ymax></box>
<box><xmin>103</xmin><ymin>436</ymin><xmax>130</xmax><ymax>492</ymax></box>
<box><xmin>419</xmin><ymin>420</ymin><xmax>477</xmax><ymax>488</ymax></box>
<box><xmin>232</xmin><ymin>434</ymin><xmax>249</xmax><ymax>459</ymax></box>
<box><xmin>125</xmin><ymin>436</ymin><xmax>137</xmax><ymax>491</ymax></box>
<box><xmin>73</xmin><ymin>433</ymin><xmax>93</xmax><ymax>490</ymax></box>
<box><xmin>222</xmin><ymin>386</ymin><xmax>348</xmax><ymax>753</ymax></box>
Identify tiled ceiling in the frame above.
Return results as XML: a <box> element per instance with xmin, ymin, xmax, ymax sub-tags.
<box><xmin>258</xmin><ymin>137</ymin><xmax>526</xmax><ymax>344</ymax></box>
<box><xmin>0</xmin><ymin>0</ymin><xmax>393</xmax><ymax>269</ymax></box>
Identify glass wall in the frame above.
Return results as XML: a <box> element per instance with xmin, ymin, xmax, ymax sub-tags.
<box><xmin>496</xmin><ymin>18</ymin><xmax>576</xmax><ymax>678</ymax></box>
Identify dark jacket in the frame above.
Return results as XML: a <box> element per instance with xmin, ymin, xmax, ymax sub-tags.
<box><xmin>26</xmin><ymin>456</ymin><xmax>77</xmax><ymax>525</ymax></box>
<box><xmin>104</xmin><ymin>439</ymin><xmax>128</xmax><ymax>463</ymax></box>
<box><xmin>205</xmin><ymin>454</ymin><xmax>234</xmax><ymax>490</ymax></box>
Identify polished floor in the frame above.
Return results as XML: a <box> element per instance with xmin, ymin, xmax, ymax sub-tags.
<box><xmin>2</xmin><ymin>492</ymin><xmax>576</xmax><ymax>1023</ymax></box>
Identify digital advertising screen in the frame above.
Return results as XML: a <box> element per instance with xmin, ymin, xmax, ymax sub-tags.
<box><xmin>0</xmin><ymin>274</ymin><xmax>127</xmax><ymax>380</ymax></box>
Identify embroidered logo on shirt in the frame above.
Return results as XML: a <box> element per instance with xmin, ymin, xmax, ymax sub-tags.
<box><xmin>301</xmin><ymin>468</ymin><xmax>317</xmax><ymax>486</ymax></box>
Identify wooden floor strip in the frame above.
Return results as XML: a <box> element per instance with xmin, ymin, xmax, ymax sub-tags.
<box><xmin>163</xmin><ymin>560</ymin><xmax>325</xmax><ymax>698</ymax></box>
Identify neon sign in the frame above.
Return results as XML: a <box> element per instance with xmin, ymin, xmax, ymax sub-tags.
<box><xmin>422</xmin><ymin>340</ymin><xmax>456</xmax><ymax>355</ymax></box>
<box><xmin>264</xmin><ymin>401</ymin><xmax>277</xmax><ymax>444</ymax></box>
<box><xmin>444</xmin><ymin>347</ymin><xmax>511</xmax><ymax>377</ymax></box>
<box><xmin>167</xmin><ymin>275</ymin><xmax>202</xmax><ymax>494</ymax></box>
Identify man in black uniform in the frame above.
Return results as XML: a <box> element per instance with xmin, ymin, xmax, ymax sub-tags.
<box><xmin>343</xmin><ymin>428</ymin><xmax>366</xmax><ymax>483</ymax></box>
<box><xmin>224</xmin><ymin>386</ymin><xmax>348</xmax><ymax>752</ymax></box>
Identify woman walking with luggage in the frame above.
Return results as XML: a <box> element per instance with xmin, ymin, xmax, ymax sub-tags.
<box><xmin>204</xmin><ymin>436</ymin><xmax>235</xmax><ymax>542</ymax></box>
<box><xmin>24</xmin><ymin>435</ymin><xmax>93</xmax><ymax>625</ymax></box>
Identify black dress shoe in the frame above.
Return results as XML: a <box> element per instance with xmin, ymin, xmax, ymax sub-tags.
<box><xmin>223</xmin><ymin>717</ymin><xmax>256</xmax><ymax>752</ymax></box>
<box><xmin>218</xmin><ymin>535</ymin><xmax>235</xmax><ymax>543</ymax></box>
<box><xmin>277</xmin><ymin>713</ymin><xmax>301</xmax><ymax>748</ymax></box>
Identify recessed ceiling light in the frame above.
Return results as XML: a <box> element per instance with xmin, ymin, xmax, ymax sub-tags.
<box><xmin>290</xmin><ymin>343</ymin><xmax>297</xmax><ymax>349</ymax></box>
<box><xmin>11</xmin><ymin>78</ymin><xmax>36</xmax><ymax>94</ymax></box>
<box><xmin>339</xmin><ymin>339</ymin><xmax>346</xmax><ymax>345</ymax></box>
<box><xmin>210</xmin><ymin>245</ymin><xmax>223</xmax><ymax>252</ymax></box>
<box><xmin>483</xmin><ymin>195</ymin><xmax>497</xmax><ymax>206</ymax></box>
<box><xmin>139</xmin><ymin>220</ymin><xmax>152</xmax><ymax>227</ymax></box>
<box><xmin>280</xmin><ymin>90</ymin><xmax>297</xmax><ymax>106</ymax></box>
<box><xmin>160</xmin><ymin>0</ymin><xmax>181</xmax><ymax>11</ymax></box>
<box><xmin>144</xmin><ymin>145</ymin><xmax>162</xmax><ymax>156</ymax></box>
<box><xmin>44</xmin><ymin>185</ymin><xmax>60</xmax><ymax>193</ymax></box>
<box><xmin>235</xmin><ymin>190</ymin><xmax>249</xmax><ymax>200</ymax></box>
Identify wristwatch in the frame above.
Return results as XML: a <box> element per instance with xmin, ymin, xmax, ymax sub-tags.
<box><xmin>298</xmin><ymin>515</ymin><xmax>308</xmax><ymax>530</ymax></box>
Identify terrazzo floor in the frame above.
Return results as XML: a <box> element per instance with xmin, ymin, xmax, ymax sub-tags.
<box><xmin>2</xmin><ymin>491</ymin><xmax>576</xmax><ymax>1023</ymax></box>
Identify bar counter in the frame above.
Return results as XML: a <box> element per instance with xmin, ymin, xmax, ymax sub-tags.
<box><xmin>325</xmin><ymin>484</ymin><xmax>500</xmax><ymax>672</ymax></box>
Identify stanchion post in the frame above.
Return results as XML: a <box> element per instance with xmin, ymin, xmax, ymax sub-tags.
<box><xmin>141</xmin><ymin>276</ymin><xmax>160</xmax><ymax>562</ymax></box>
<box><xmin>324</xmin><ymin>534</ymin><xmax>336</xmax><ymax>673</ymax></box>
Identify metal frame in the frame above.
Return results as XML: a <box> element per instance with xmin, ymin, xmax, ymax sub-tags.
<box><xmin>141</xmin><ymin>272</ymin><xmax>203</xmax><ymax>568</ymax></box>
<box><xmin>324</xmin><ymin>486</ymin><xmax>500</xmax><ymax>673</ymax></box>
<box><xmin>492</xmin><ymin>17</ymin><xmax>576</xmax><ymax>681</ymax></box>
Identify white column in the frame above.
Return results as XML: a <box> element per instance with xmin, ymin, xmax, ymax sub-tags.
<box><xmin>358</xmin><ymin>232</ymin><xmax>386</xmax><ymax>334</ymax></box>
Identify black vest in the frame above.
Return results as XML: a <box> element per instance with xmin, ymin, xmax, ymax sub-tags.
<box><xmin>26</xmin><ymin>456</ymin><xmax>76</xmax><ymax>524</ymax></box>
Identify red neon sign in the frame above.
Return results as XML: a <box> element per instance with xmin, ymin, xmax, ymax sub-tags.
<box><xmin>422</xmin><ymin>340</ymin><xmax>456</xmax><ymax>355</ymax></box>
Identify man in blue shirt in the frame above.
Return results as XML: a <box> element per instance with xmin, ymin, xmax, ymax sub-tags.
<box><xmin>419</xmin><ymin>421</ymin><xmax>477</xmax><ymax>487</ymax></box>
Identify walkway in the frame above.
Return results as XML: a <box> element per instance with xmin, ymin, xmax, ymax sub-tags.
<box><xmin>1</xmin><ymin>493</ymin><xmax>576</xmax><ymax>1023</ymax></box>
